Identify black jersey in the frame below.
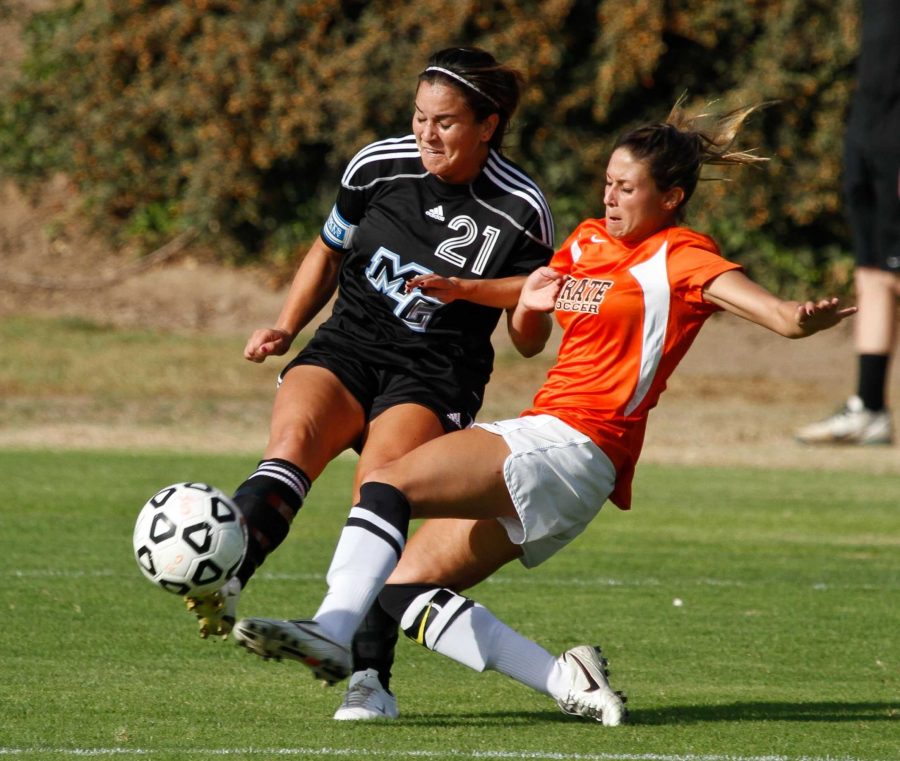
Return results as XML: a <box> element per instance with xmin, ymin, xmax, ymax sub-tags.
<box><xmin>314</xmin><ymin>134</ymin><xmax>554</xmax><ymax>402</ymax></box>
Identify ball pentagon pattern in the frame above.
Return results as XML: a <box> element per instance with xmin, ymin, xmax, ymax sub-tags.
<box><xmin>133</xmin><ymin>482</ymin><xmax>247</xmax><ymax>596</ymax></box>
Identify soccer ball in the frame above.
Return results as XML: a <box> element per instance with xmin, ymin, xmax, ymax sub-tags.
<box><xmin>133</xmin><ymin>482</ymin><xmax>247</xmax><ymax>596</ymax></box>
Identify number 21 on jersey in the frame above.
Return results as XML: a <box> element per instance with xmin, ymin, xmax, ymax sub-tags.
<box><xmin>434</xmin><ymin>215</ymin><xmax>500</xmax><ymax>275</ymax></box>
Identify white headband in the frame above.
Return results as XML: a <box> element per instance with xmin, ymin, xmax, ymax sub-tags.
<box><xmin>423</xmin><ymin>66</ymin><xmax>500</xmax><ymax>108</ymax></box>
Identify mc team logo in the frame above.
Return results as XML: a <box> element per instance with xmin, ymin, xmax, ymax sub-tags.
<box><xmin>555</xmin><ymin>277</ymin><xmax>614</xmax><ymax>314</ymax></box>
<box><xmin>366</xmin><ymin>247</ymin><xmax>442</xmax><ymax>332</ymax></box>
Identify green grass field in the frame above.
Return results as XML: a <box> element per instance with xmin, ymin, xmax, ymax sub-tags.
<box><xmin>1</xmin><ymin>448</ymin><xmax>897</xmax><ymax>761</ymax></box>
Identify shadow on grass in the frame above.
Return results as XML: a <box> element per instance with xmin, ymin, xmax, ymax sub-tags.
<box><xmin>391</xmin><ymin>701</ymin><xmax>897</xmax><ymax>727</ymax></box>
<box><xmin>634</xmin><ymin>701</ymin><xmax>898</xmax><ymax>724</ymax></box>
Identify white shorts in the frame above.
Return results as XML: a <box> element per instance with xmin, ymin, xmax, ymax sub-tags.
<box><xmin>475</xmin><ymin>414</ymin><xmax>616</xmax><ymax>568</ymax></box>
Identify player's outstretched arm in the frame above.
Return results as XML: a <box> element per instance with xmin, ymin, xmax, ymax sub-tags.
<box><xmin>703</xmin><ymin>269</ymin><xmax>857</xmax><ymax>338</ymax></box>
<box><xmin>404</xmin><ymin>273</ymin><xmax>527</xmax><ymax>309</ymax></box>
<box><xmin>405</xmin><ymin>271</ymin><xmax>556</xmax><ymax>357</ymax></box>
<box><xmin>244</xmin><ymin>238</ymin><xmax>342</xmax><ymax>363</ymax></box>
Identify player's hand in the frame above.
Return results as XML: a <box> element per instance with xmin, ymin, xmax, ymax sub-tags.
<box><xmin>520</xmin><ymin>267</ymin><xmax>568</xmax><ymax>312</ymax></box>
<box><xmin>243</xmin><ymin>328</ymin><xmax>293</xmax><ymax>362</ymax></box>
<box><xmin>405</xmin><ymin>274</ymin><xmax>465</xmax><ymax>303</ymax></box>
<box><xmin>795</xmin><ymin>297</ymin><xmax>857</xmax><ymax>335</ymax></box>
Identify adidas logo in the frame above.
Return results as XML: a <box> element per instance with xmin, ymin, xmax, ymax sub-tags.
<box><xmin>425</xmin><ymin>205</ymin><xmax>445</xmax><ymax>222</ymax></box>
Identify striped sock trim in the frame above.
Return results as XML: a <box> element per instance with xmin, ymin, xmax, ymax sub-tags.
<box><xmin>345</xmin><ymin>506</ymin><xmax>406</xmax><ymax>559</ymax></box>
<box><xmin>248</xmin><ymin>459</ymin><xmax>311</xmax><ymax>502</ymax></box>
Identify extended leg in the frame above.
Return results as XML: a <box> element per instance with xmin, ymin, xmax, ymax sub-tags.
<box><xmin>187</xmin><ymin>365</ymin><xmax>365</xmax><ymax>638</ymax></box>
<box><xmin>232</xmin><ymin>426</ymin><xmax>513</xmax><ymax>674</ymax></box>
<box><xmin>376</xmin><ymin>520</ymin><xmax>627</xmax><ymax>726</ymax></box>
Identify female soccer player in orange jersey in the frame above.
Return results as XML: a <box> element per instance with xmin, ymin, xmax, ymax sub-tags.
<box><xmin>232</xmin><ymin>100</ymin><xmax>856</xmax><ymax>725</ymax></box>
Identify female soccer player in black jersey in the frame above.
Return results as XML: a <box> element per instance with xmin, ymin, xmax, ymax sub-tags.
<box><xmin>186</xmin><ymin>47</ymin><xmax>555</xmax><ymax>719</ymax></box>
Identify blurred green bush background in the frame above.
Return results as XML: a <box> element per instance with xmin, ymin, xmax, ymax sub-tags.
<box><xmin>0</xmin><ymin>0</ymin><xmax>861</xmax><ymax>294</ymax></box>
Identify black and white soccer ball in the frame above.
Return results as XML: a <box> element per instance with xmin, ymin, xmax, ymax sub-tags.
<box><xmin>133</xmin><ymin>482</ymin><xmax>247</xmax><ymax>596</ymax></box>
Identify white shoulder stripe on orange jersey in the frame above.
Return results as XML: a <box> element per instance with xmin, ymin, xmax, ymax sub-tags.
<box><xmin>571</xmin><ymin>239</ymin><xmax>583</xmax><ymax>263</ymax></box>
<box><xmin>625</xmin><ymin>241</ymin><xmax>670</xmax><ymax>416</ymax></box>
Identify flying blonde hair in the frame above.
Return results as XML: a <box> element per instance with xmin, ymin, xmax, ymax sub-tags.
<box><xmin>616</xmin><ymin>94</ymin><xmax>772</xmax><ymax>215</ymax></box>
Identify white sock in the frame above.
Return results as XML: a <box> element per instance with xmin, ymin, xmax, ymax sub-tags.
<box><xmin>313</xmin><ymin>506</ymin><xmax>405</xmax><ymax>646</ymax></box>
<box><xmin>404</xmin><ymin>588</ymin><xmax>563</xmax><ymax>696</ymax></box>
<box><xmin>469</xmin><ymin>606</ymin><xmax>563</xmax><ymax>696</ymax></box>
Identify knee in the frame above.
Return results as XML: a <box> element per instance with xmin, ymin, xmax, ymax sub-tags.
<box><xmin>266</xmin><ymin>416</ymin><xmax>344</xmax><ymax>477</ymax></box>
<box><xmin>267</xmin><ymin>414</ymin><xmax>316</xmax><ymax>454</ymax></box>
<box><xmin>361</xmin><ymin>464</ymin><xmax>398</xmax><ymax>491</ymax></box>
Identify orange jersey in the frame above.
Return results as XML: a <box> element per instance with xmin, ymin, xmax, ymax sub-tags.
<box><xmin>522</xmin><ymin>219</ymin><xmax>742</xmax><ymax>509</ymax></box>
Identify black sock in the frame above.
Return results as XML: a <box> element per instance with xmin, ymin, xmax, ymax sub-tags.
<box><xmin>350</xmin><ymin>601</ymin><xmax>400</xmax><ymax>692</ymax></box>
<box><xmin>232</xmin><ymin>458</ymin><xmax>310</xmax><ymax>587</ymax></box>
<box><xmin>857</xmin><ymin>354</ymin><xmax>889</xmax><ymax>412</ymax></box>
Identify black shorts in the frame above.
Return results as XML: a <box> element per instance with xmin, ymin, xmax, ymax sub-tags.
<box><xmin>279</xmin><ymin>334</ymin><xmax>479</xmax><ymax>434</ymax></box>
<box><xmin>843</xmin><ymin>135</ymin><xmax>900</xmax><ymax>272</ymax></box>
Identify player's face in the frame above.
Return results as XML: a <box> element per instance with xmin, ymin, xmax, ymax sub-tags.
<box><xmin>413</xmin><ymin>81</ymin><xmax>498</xmax><ymax>185</ymax></box>
<box><xmin>603</xmin><ymin>148</ymin><xmax>683</xmax><ymax>243</ymax></box>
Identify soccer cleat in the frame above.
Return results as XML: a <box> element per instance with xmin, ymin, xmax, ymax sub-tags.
<box><xmin>184</xmin><ymin>576</ymin><xmax>241</xmax><ymax>639</ymax></box>
<box><xmin>333</xmin><ymin>668</ymin><xmax>399</xmax><ymax>720</ymax></box>
<box><xmin>794</xmin><ymin>396</ymin><xmax>894</xmax><ymax>445</ymax></box>
<box><xmin>233</xmin><ymin>617</ymin><xmax>351</xmax><ymax>685</ymax></box>
<box><xmin>555</xmin><ymin>645</ymin><xmax>628</xmax><ymax>726</ymax></box>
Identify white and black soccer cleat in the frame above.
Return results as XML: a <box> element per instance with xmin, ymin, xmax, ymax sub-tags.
<box><xmin>555</xmin><ymin>644</ymin><xmax>628</xmax><ymax>726</ymax></box>
<box><xmin>333</xmin><ymin>668</ymin><xmax>399</xmax><ymax>720</ymax></box>
<box><xmin>233</xmin><ymin>617</ymin><xmax>351</xmax><ymax>685</ymax></box>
